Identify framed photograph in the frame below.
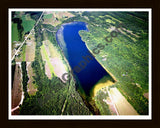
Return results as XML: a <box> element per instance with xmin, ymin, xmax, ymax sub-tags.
<box><xmin>9</xmin><ymin>8</ymin><xmax>151</xmax><ymax>120</ymax></box>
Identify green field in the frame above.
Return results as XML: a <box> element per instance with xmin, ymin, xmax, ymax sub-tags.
<box><xmin>43</xmin><ymin>14</ymin><xmax>53</xmax><ymax>19</ymax></box>
<box><xmin>22</xmin><ymin>15</ymin><xmax>35</xmax><ymax>33</ymax></box>
<box><xmin>12</xmin><ymin>23</ymin><xmax>19</xmax><ymax>42</ymax></box>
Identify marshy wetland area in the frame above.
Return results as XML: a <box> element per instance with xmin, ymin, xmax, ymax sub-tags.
<box><xmin>10</xmin><ymin>9</ymin><xmax>150</xmax><ymax>117</ymax></box>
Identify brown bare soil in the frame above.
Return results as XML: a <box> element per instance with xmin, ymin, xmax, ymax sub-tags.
<box><xmin>11</xmin><ymin>108</ymin><xmax>20</xmax><ymax>115</ymax></box>
<box><xmin>12</xmin><ymin>64</ymin><xmax>22</xmax><ymax>109</ymax></box>
<box><xmin>144</xmin><ymin>92</ymin><xmax>149</xmax><ymax>99</ymax></box>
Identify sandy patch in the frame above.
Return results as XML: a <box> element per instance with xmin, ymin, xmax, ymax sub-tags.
<box><xmin>50</xmin><ymin>57</ymin><xmax>67</xmax><ymax>83</ymax></box>
<box><xmin>109</xmin><ymin>87</ymin><xmax>139</xmax><ymax>115</ymax></box>
<box><xmin>92</xmin><ymin>75</ymin><xmax>115</xmax><ymax>97</ymax></box>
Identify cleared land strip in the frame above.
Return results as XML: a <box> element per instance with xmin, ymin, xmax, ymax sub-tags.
<box><xmin>12</xmin><ymin>64</ymin><xmax>22</xmax><ymax>109</ymax></box>
<box><xmin>40</xmin><ymin>40</ymin><xmax>67</xmax><ymax>82</ymax></box>
<box><xmin>109</xmin><ymin>87</ymin><xmax>139</xmax><ymax>115</ymax></box>
<box><xmin>11</xmin><ymin>11</ymin><xmax>44</xmax><ymax>61</ymax></box>
<box><xmin>11</xmin><ymin>62</ymin><xmax>24</xmax><ymax>113</ymax></box>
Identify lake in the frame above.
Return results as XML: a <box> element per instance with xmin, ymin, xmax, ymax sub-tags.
<box><xmin>56</xmin><ymin>21</ymin><xmax>109</xmax><ymax>96</ymax></box>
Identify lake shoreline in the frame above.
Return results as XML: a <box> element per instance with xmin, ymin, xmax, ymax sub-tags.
<box><xmin>56</xmin><ymin>21</ymin><xmax>116</xmax><ymax>97</ymax></box>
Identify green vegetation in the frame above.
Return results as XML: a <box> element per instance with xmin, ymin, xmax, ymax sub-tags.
<box><xmin>12</xmin><ymin>17</ymin><xmax>24</xmax><ymax>41</ymax></box>
<box><xmin>21</xmin><ymin>15</ymin><xmax>35</xmax><ymax>33</ymax></box>
<box><xmin>42</xmin><ymin>24</ymin><xmax>55</xmax><ymax>30</ymax></box>
<box><xmin>12</xmin><ymin>23</ymin><xmax>19</xmax><ymax>42</ymax></box>
<box><xmin>43</xmin><ymin>14</ymin><xmax>53</xmax><ymax>19</ymax></box>
<box><xmin>79</xmin><ymin>11</ymin><xmax>149</xmax><ymax>115</ymax></box>
<box><xmin>21</xmin><ymin>61</ymin><xmax>29</xmax><ymax>98</ymax></box>
<box><xmin>95</xmin><ymin>90</ymin><xmax>111</xmax><ymax>115</ymax></box>
<box><xmin>22</xmin><ymin>44</ymin><xmax>26</xmax><ymax>61</ymax></box>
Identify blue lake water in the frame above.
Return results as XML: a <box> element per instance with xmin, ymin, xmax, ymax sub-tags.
<box><xmin>56</xmin><ymin>21</ymin><xmax>108</xmax><ymax>96</ymax></box>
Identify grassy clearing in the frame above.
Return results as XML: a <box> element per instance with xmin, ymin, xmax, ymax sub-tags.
<box><xmin>106</xmin><ymin>19</ymin><xmax>116</xmax><ymax>24</ymax></box>
<box><xmin>12</xmin><ymin>23</ymin><xmax>19</xmax><ymax>42</ymax></box>
<box><xmin>40</xmin><ymin>39</ymin><xmax>68</xmax><ymax>81</ymax></box>
<box><xmin>43</xmin><ymin>14</ymin><xmax>53</xmax><ymax>19</ymax></box>
<box><xmin>42</xmin><ymin>30</ymin><xmax>69</xmax><ymax>80</ymax></box>
<box><xmin>40</xmin><ymin>43</ymin><xmax>55</xmax><ymax>77</ymax></box>
<box><xmin>48</xmin><ymin>42</ymin><xmax>61</xmax><ymax>58</ymax></box>
<box><xmin>105</xmin><ymin>15</ymin><xmax>122</xmax><ymax>23</ymax></box>
<box><xmin>43</xmin><ymin>40</ymin><xmax>61</xmax><ymax>58</ymax></box>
